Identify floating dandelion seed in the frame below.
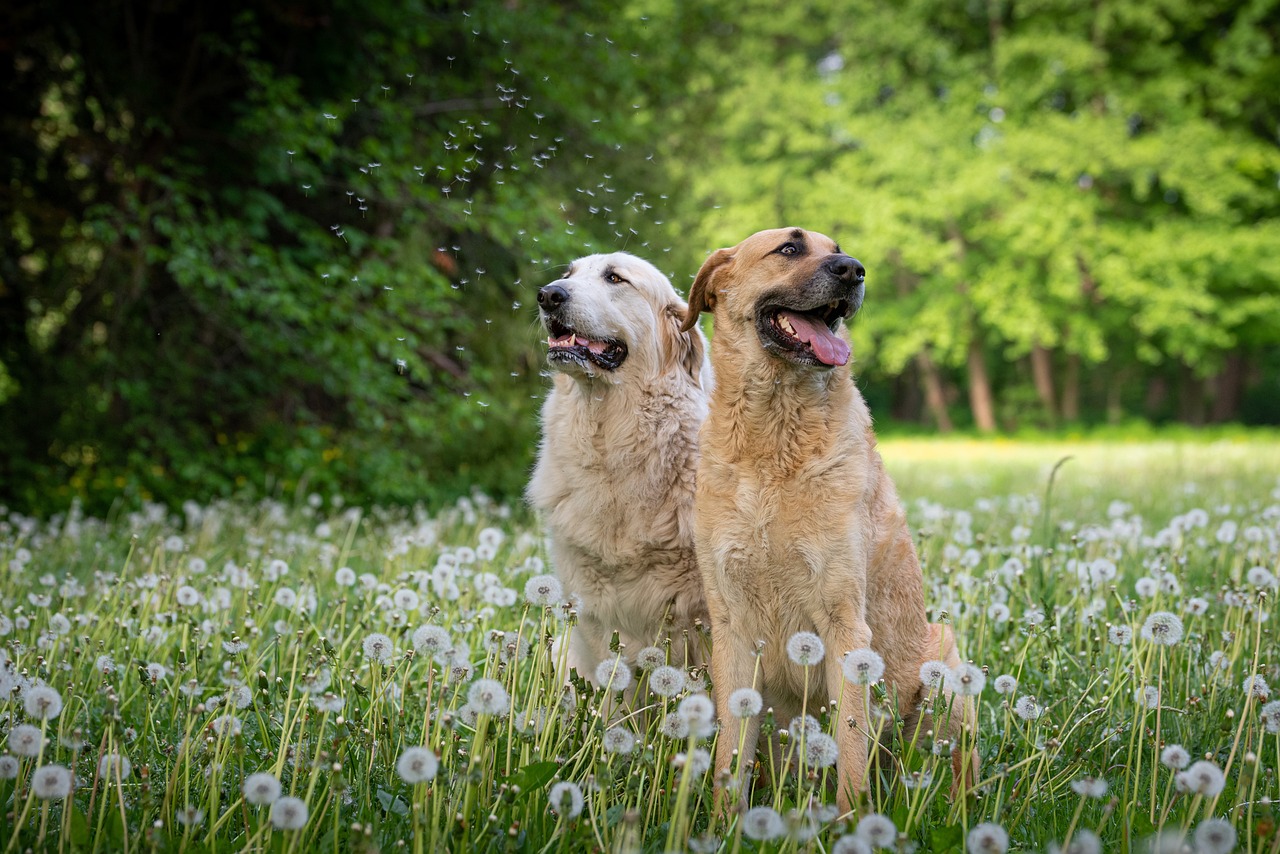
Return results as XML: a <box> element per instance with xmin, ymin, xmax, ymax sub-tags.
<box><xmin>1140</xmin><ymin>611</ymin><xmax>1184</xmax><ymax>646</ymax></box>
<box><xmin>786</xmin><ymin>631</ymin><xmax>825</xmax><ymax>665</ymax></box>
<box><xmin>842</xmin><ymin>648</ymin><xmax>885</xmax><ymax>685</ymax></box>
<box><xmin>396</xmin><ymin>747</ymin><xmax>439</xmax><ymax>784</ymax></box>
<box><xmin>728</xmin><ymin>687</ymin><xmax>763</xmax><ymax>718</ymax></box>
<box><xmin>967</xmin><ymin>822</ymin><xmax>1009</xmax><ymax>854</ymax></box>
<box><xmin>742</xmin><ymin>806</ymin><xmax>785</xmax><ymax>841</ymax></box>
<box><xmin>548</xmin><ymin>781</ymin><xmax>584</xmax><ymax>819</ymax></box>
<box><xmin>243</xmin><ymin>772</ymin><xmax>283</xmax><ymax>805</ymax></box>
<box><xmin>270</xmin><ymin>796</ymin><xmax>309</xmax><ymax>830</ymax></box>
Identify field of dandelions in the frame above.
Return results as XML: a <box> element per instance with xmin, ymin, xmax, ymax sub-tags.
<box><xmin>2</xmin><ymin>438</ymin><xmax>1279</xmax><ymax>854</ymax></box>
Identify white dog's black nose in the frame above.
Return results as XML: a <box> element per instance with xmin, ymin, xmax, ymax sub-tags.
<box><xmin>825</xmin><ymin>256</ymin><xmax>865</xmax><ymax>284</ymax></box>
<box><xmin>538</xmin><ymin>284</ymin><xmax>569</xmax><ymax>310</ymax></box>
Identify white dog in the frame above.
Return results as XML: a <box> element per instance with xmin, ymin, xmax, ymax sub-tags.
<box><xmin>527</xmin><ymin>253</ymin><xmax>712</xmax><ymax>684</ymax></box>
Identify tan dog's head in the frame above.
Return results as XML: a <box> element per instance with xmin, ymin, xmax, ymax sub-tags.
<box><xmin>681</xmin><ymin>228</ymin><xmax>864</xmax><ymax>369</ymax></box>
<box><xmin>537</xmin><ymin>252</ymin><xmax>706</xmax><ymax>383</ymax></box>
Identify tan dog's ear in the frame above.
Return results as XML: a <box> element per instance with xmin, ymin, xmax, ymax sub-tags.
<box><xmin>680</xmin><ymin>248</ymin><xmax>734</xmax><ymax>332</ymax></box>
<box><xmin>664</xmin><ymin>304</ymin><xmax>706</xmax><ymax>384</ymax></box>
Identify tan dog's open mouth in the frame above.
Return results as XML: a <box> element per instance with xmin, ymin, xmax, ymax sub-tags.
<box><xmin>756</xmin><ymin>296</ymin><xmax>857</xmax><ymax>367</ymax></box>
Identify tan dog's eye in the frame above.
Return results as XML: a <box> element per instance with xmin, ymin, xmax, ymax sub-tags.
<box><xmin>778</xmin><ymin>243</ymin><xmax>800</xmax><ymax>256</ymax></box>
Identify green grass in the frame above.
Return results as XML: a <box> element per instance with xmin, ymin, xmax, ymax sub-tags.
<box><xmin>1</xmin><ymin>438</ymin><xmax>1278</xmax><ymax>852</ymax></box>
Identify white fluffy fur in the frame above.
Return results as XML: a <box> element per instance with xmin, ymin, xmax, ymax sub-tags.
<box><xmin>527</xmin><ymin>253</ymin><xmax>712</xmax><ymax>683</ymax></box>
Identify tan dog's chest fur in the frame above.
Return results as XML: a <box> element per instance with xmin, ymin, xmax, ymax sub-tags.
<box><xmin>683</xmin><ymin>227</ymin><xmax>976</xmax><ymax>813</ymax></box>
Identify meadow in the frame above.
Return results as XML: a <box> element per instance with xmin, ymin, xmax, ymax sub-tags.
<box><xmin>1</xmin><ymin>437</ymin><xmax>1278</xmax><ymax>853</ymax></box>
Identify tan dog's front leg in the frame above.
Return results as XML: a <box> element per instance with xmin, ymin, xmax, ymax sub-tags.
<box><xmin>822</xmin><ymin>610</ymin><xmax>873</xmax><ymax>814</ymax></box>
<box><xmin>709</xmin><ymin>596</ymin><xmax>760</xmax><ymax>814</ymax></box>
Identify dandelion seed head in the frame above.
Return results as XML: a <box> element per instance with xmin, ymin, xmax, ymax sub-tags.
<box><xmin>548</xmin><ymin>781</ymin><xmax>584</xmax><ymax>818</ymax></box>
<box><xmin>269</xmin><ymin>796</ymin><xmax>309</xmax><ymax>830</ymax></box>
<box><xmin>1160</xmin><ymin>744</ymin><xmax>1191</xmax><ymax>769</ymax></box>
<box><xmin>1244</xmin><ymin>674</ymin><xmax>1271</xmax><ymax>700</ymax></box>
<box><xmin>649</xmin><ymin>665</ymin><xmax>686</xmax><ymax>697</ymax></box>
<box><xmin>728</xmin><ymin>687</ymin><xmax>763</xmax><ymax>718</ymax></box>
<box><xmin>176</xmin><ymin>805</ymin><xmax>205</xmax><ymax>827</ymax></box>
<box><xmin>243</xmin><ymin>771</ymin><xmax>283</xmax><ymax>805</ymax></box>
<box><xmin>411</xmin><ymin>624</ymin><xmax>451</xmax><ymax>657</ymax></box>
<box><xmin>396</xmin><ymin>747</ymin><xmax>439</xmax><ymax>783</ymax></box>
<box><xmin>1141</xmin><ymin>611</ymin><xmax>1184</xmax><ymax>646</ymax></box>
<box><xmin>602</xmin><ymin>726</ymin><xmax>635</xmax><ymax>755</ymax></box>
<box><xmin>842</xmin><ymin>648</ymin><xmax>885</xmax><ymax>685</ymax></box>
<box><xmin>1108</xmin><ymin>624</ymin><xmax>1134</xmax><ymax>646</ymax></box>
<box><xmin>635</xmin><ymin>646</ymin><xmax>667</xmax><ymax>670</ymax></box>
<box><xmin>805</xmin><ymin>732</ymin><xmax>839</xmax><ymax>768</ymax></box>
<box><xmin>855</xmin><ymin>813</ymin><xmax>897</xmax><ymax>848</ymax></box>
<box><xmin>98</xmin><ymin>753</ymin><xmax>132</xmax><ymax>780</ymax></box>
<box><xmin>467</xmin><ymin>678</ymin><xmax>511</xmax><ymax>716</ymax></box>
<box><xmin>1180</xmin><ymin>760</ymin><xmax>1226</xmax><ymax>796</ymax></box>
<box><xmin>967</xmin><ymin>822</ymin><xmax>1009</xmax><ymax>854</ymax></box>
<box><xmin>786</xmin><ymin>631</ymin><xmax>825</xmax><ymax>665</ymax></box>
<box><xmin>361</xmin><ymin>632</ymin><xmax>395</xmax><ymax>663</ymax></box>
<box><xmin>660</xmin><ymin>711</ymin><xmax>689</xmax><ymax>740</ymax></box>
<box><xmin>1194</xmin><ymin>818</ymin><xmax>1237</xmax><ymax>854</ymax></box>
<box><xmin>1134</xmin><ymin>685</ymin><xmax>1160</xmax><ymax>709</ymax></box>
<box><xmin>31</xmin><ymin>763</ymin><xmax>73</xmax><ymax>799</ymax></box>
<box><xmin>1261</xmin><ymin>701</ymin><xmax>1280</xmax><ymax>733</ymax></box>
<box><xmin>832</xmin><ymin>835</ymin><xmax>873</xmax><ymax>854</ymax></box>
<box><xmin>1013</xmin><ymin>695</ymin><xmax>1044</xmax><ymax>721</ymax></box>
<box><xmin>919</xmin><ymin>660</ymin><xmax>950</xmax><ymax>690</ymax></box>
<box><xmin>524</xmin><ymin>574</ymin><xmax>563</xmax><ymax>606</ymax></box>
<box><xmin>23</xmin><ymin>685</ymin><xmax>63</xmax><ymax>720</ymax></box>
<box><xmin>946</xmin><ymin>662</ymin><xmax>987</xmax><ymax>696</ymax></box>
<box><xmin>741</xmin><ymin>806</ymin><xmax>784</xmax><ymax>841</ymax></box>
<box><xmin>993</xmin><ymin>674</ymin><xmax>1018</xmax><ymax>695</ymax></box>
<box><xmin>1069</xmin><ymin>776</ymin><xmax>1108</xmax><ymax>798</ymax></box>
<box><xmin>8</xmin><ymin>724</ymin><xmax>42</xmax><ymax>757</ymax></box>
<box><xmin>0</xmin><ymin>756</ymin><xmax>17</xmax><ymax>779</ymax></box>
<box><xmin>593</xmin><ymin>656</ymin><xmax>633</xmax><ymax>692</ymax></box>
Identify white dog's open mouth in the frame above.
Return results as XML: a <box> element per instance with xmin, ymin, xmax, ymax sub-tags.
<box><xmin>545</xmin><ymin>318</ymin><xmax>628</xmax><ymax>370</ymax></box>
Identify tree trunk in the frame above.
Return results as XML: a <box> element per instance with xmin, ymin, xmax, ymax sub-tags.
<box><xmin>1178</xmin><ymin>364</ymin><xmax>1206</xmax><ymax>425</ymax></box>
<box><xmin>1030</xmin><ymin>343</ymin><xmax>1058</xmax><ymax>425</ymax></box>
<box><xmin>1061</xmin><ymin>353</ymin><xmax>1080</xmax><ymax>422</ymax></box>
<box><xmin>967</xmin><ymin>338</ymin><xmax>997</xmax><ymax>433</ymax></box>
<box><xmin>915</xmin><ymin>350</ymin><xmax>953</xmax><ymax>432</ymax></box>
<box><xmin>1143</xmin><ymin>375</ymin><xmax>1168</xmax><ymax>419</ymax></box>
<box><xmin>1209</xmin><ymin>352</ymin><xmax>1245</xmax><ymax>423</ymax></box>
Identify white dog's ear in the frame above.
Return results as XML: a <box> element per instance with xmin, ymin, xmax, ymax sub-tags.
<box><xmin>680</xmin><ymin>247</ymin><xmax>734</xmax><ymax>332</ymax></box>
<box><xmin>665</xmin><ymin>303</ymin><xmax>706</xmax><ymax>383</ymax></box>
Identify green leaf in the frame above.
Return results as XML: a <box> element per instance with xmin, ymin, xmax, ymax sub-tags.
<box><xmin>509</xmin><ymin>761</ymin><xmax>559</xmax><ymax>798</ymax></box>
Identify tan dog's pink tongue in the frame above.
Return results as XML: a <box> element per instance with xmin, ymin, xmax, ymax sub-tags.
<box><xmin>779</xmin><ymin>310</ymin><xmax>850</xmax><ymax>366</ymax></box>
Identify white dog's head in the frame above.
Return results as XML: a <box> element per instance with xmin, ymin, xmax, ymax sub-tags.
<box><xmin>537</xmin><ymin>253</ymin><xmax>707</xmax><ymax>385</ymax></box>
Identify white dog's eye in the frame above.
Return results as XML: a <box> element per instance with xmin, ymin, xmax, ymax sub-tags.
<box><xmin>605</xmin><ymin>272</ymin><xmax>626</xmax><ymax>284</ymax></box>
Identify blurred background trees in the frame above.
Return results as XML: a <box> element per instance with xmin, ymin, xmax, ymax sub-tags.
<box><xmin>2</xmin><ymin>0</ymin><xmax>1277</xmax><ymax>514</ymax></box>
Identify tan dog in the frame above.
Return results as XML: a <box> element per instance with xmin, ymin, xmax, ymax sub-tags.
<box><xmin>681</xmin><ymin>228</ymin><xmax>976</xmax><ymax>812</ymax></box>
<box><xmin>528</xmin><ymin>253</ymin><xmax>712</xmax><ymax>685</ymax></box>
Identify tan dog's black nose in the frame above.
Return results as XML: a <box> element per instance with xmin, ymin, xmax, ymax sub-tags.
<box><xmin>538</xmin><ymin>284</ymin><xmax>569</xmax><ymax>309</ymax></box>
<box><xmin>825</xmin><ymin>256</ymin><xmax>865</xmax><ymax>284</ymax></box>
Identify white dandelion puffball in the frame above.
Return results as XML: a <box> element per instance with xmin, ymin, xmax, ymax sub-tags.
<box><xmin>8</xmin><ymin>724</ymin><xmax>42</xmax><ymax>758</ymax></box>
<box><xmin>635</xmin><ymin>646</ymin><xmax>667</xmax><ymax>670</ymax></box>
<box><xmin>1244</xmin><ymin>674</ymin><xmax>1271</xmax><ymax>701</ymax></box>
<box><xmin>805</xmin><ymin>732</ymin><xmax>840</xmax><ymax>768</ymax></box>
<box><xmin>832</xmin><ymin>835</ymin><xmax>873</xmax><ymax>854</ymax></box>
<box><xmin>269</xmin><ymin>796</ymin><xmax>309</xmax><ymax>830</ymax></box>
<box><xmin>855</xmin><ymin>813</ymin><xmax>897</xmax><ymax>848</ymax></box>
<box><xmin>919</xmin><ymin>660</ymin><xmax>950</xmax><ymax>690</ymax></box>
<box><xmin>1134</xmin><ymin>685</ymin><xmax>1160</xmax><ymax>710</ymax></box>
<box><xmin>993</xmin><ymin>675</ymin><xmax>1018</xmax><ymax>695</ymax></box>
<box><xmin>727</xmin><ymin>687</ymin><xmax>763</xmax><ymax>719</ymax></box>
<box><xmin>1160</xmin><ymin>744</ymin><xmax>1191</xmax><ymax>769</ymax></box>
<box><xmin>1108</xmin><ymin>624</ymin><xmax>1133</xmax><ymax>646</ymax></box>
<box><xmin>966</xmin><ymin>822</ymin><xmax>1009</xmax><ymax>854</ymax></box>
<box><xmin>1194</xmin><ymin>818</ymin><xmax>1237</xmax><ymax>854</ymax></box>
<box><xmin>1069</xmin><ymin>776</ymin><xmax>1108</xmax><ymax>798</ymax></box>
<box><xmin>23</xmin><ymin>685</ymin><xmax>63</xmax><ymax>720</ymax></box>
<box><xmin>467</xmin><ymin>678</ymin><xmax>511</xmax><ymax>716</ymax></box>
<box><xmin>1261</xmin><ymin>700</ymin><xmax>1280</xmax><ymax>733</ymax></box>
<box><xmin>548</xmin><ymin>781</ymin><xmax>584</xmax><ymax>819</ymax></box>
<box><xmin>1180</xmin><ymin>760</ymin><xmax>1226</xmax><ymax>796</ymax></box>
<box><xmin>648</xmin><ymin>665</ymin><xmax>687</xmax><ymax>697</ymax></box>
<box><xmin>31</xmin><ymin>764</ymin><xmax>73</xmax><ymax>799</ymax></box>
<box><xmin>602</xmin><ymin>727</ymin><xmax>636</xmax><ymax>755</ymax></box>
<box><xmin>1140</xmin><ymin>611</ymin><xmax>1184</xmax><ymax>646</ymax></box>
<box><xmin>411</xmin><ymin>624</ymin><xmax>451</xmax><ymax>657</ymax></box>
<box><xmin>361</xmin><ymin>632</ymin><xmax>395</xmax><ymax>663</ymax></box>
<box><xmin>594</xmin><ymin>656</ymin><xmax>633</xmax><ymax>692</ymax></box>
<box><xmin>677</xmin><ymin>694</ymin><xmax>715</xmax><ymax>726</ymax></box>
<box><xmin>741</xmin><ymin>806</ymin><xmax>784</xmax><ymax>841</ymax></box>
<box><xmin>396</xmin><ymin>747</ymin><xmax>439</xmax><ymax>784</ymax></box>
<box><xmin>243</xmin><ymin>771</ymin><xmax>283</xmax><ymax>805</ymax></box>
<box><xmin>786</xmin><ymin>631</ymin><xmax>825</xmax><ymax>665</ymax></box>
<box><xmin>98</xmin><ymin>753</ymin><xmax>132</xmax><ymax>780</ymax></box>
<box><xmin>1013</xmin><ymin>695</ymin><xmax>1044</xmax><ymax>721</ymax></box>
<box><xmin>0</xmin><ymin>756</ymin><xmax>20</xmax><ymax>780</ymax></box>
<box><xmin>842</xmin><ymin>649</ymin><xmax>885</xmax><ymax>685</ymax></box>
<box><xmin>946</xmin><ymin>662</ymin><xmax>987</xmax><ymax>696</ymax></box>
<box><xmin>524</xmin><ymin>574</ymin><xmax>563</xmax><ymax>606</ymax></box>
